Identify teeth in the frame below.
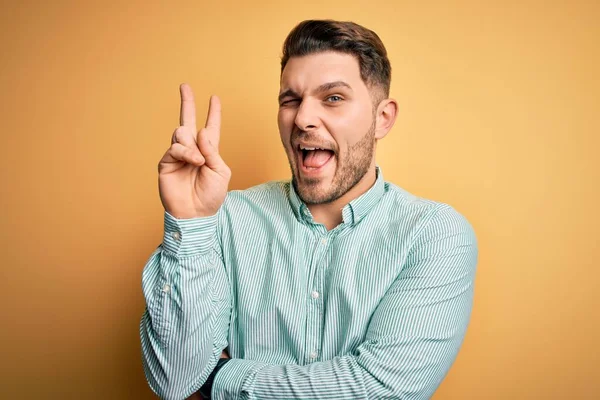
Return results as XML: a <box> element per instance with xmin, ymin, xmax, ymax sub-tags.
<box><xmin>300</xmin><ymin>146</ymin><xmax>323</xmax><ymax>151</ymax></box>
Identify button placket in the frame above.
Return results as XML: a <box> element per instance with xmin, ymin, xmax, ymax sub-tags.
<box><xmin>304</xmin><ymin>234</ymin><xmax>329</xmax><ymax>364</ymax></box>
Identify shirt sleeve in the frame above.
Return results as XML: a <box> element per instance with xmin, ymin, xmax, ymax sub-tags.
<box><xmin>211</xmin><ymin>205</ymin><xmax>478</xmax><ymax>400</ymax></box>
<box><xmin>140</xmin><ymin>211</ymin><xmax>232</xmax><ymax>400</ymax></box>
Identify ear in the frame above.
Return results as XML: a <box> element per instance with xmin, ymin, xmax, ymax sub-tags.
<box><xmin>374</xmin><ymin>98</ymin><xmax>398</xmax><ymax>140</ymax></box>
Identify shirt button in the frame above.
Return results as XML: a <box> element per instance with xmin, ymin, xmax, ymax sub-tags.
<box><xmin>311</xmin><ymin>290</ymin><xmax>320</xmax><ymax>299</ymax></box>
<box><xmin>172</xmin><ymin>231</ymin><xmax>181</xmax><ymax>241</ymax></box>
<box><xmin>320</xmin><ymin>238</ymin><xmax>327</xmax><ymax>245</ymax></box>
<box><xmin>162</xmin><ymin>284</ymin><xmax>171</xmax><ymax>293</ymax></box>
<box><xmin>309</xmin><ymin>351</ymin><xmax>318</xmax><ymax>359</ymax></box>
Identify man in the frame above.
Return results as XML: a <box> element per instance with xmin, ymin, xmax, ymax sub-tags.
<box><xmin>140</xmin><ymin>20</ymin><xmax>478</xmax><ymax>400</ymax></box>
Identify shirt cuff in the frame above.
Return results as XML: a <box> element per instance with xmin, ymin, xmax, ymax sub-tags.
<box><xmin>211</xmin><ymin>358</ymin><xmax>268</xmax><ymax>400</ymax></box>
<box><xmin>162</xmin><ymin>211</ymin><xmax>218</xmax><ymax>257</ymax></box>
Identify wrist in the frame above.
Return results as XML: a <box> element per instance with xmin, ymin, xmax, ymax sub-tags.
<box><xmin>198</xmin><ymin>358</ymin><xmax>231</xmax><ymax>399</ymax></box>
<box><xmin>167</xmin><ymin>209</ymin><xmax>217</xmax><ymax>220</ymax></box>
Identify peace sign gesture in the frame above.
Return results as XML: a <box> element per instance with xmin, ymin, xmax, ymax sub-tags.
<box><xmin>158</xmin><ymin>84</ymin><xmax>231</xmax><ymax>219</ymax></box>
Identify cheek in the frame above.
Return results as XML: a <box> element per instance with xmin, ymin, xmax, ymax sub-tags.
<box><xmin>330</xmin><ymin>104</ymin><xmax>373</xmax><ymax>148</ymax></box>
<box><xmin>278</xmin><ymin>109</ymin><xmax>295</xmax><ymax>130</ymax></box>
<box><xmin>277</xmin><ymin>110</ymin><xmax>294</xmax><ymax>148</ymax></box>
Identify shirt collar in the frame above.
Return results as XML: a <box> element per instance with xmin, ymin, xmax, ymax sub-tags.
<box><xmin>288</xmin><ymin>166</ymin><xmax>386</xmax><ymax>226</ymax></box>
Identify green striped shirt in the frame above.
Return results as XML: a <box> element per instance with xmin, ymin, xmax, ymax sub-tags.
<box><xmin>140</xmin><ymin>168</ymin><xmax>478</xmax><ymax>400</ymax></box>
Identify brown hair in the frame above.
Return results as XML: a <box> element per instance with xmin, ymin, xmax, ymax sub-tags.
<box><xmin>281</xmin><ymin>20</ymin><xmax>391</xmax><ymax>100</ymax></box>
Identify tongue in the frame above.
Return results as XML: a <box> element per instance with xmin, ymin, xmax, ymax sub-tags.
<box><xmin>304</xmin><ymin>150</ymin><xmax>332</xmax><ymax>168</ymax></box>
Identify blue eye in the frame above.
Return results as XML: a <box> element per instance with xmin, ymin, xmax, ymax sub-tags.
<box><xmin>327</xmin><ymin>95</ymin><xmax>342</xmax><ymax>102</ymax></box>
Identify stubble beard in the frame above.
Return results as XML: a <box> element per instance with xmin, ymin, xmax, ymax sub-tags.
<box><xmin>290</xmin><ymin>119</ymin><xmax>376</xmax><ymax>205</ymax></box>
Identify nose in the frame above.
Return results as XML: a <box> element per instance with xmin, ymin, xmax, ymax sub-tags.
<box><xmin>294</xmin><ymin>98</ymin><xmax>321</xmax><ymax>131</ymax></box>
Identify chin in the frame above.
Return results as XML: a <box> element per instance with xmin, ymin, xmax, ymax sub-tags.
<box><xmin>293</xmin><ymin>175</ymin><xmax>338</xmax><ymax>205</ymax></box>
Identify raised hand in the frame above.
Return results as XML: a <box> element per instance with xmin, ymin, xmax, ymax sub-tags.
<box><xmin>158</xmin><ymin>84</ymin><xmax>231</xmax><ymax>219</ymax></box>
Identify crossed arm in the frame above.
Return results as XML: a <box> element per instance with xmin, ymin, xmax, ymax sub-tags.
<box><xmin>140</xmin><ymin>206</ymin><xmax>478</xmax><ymax>400</ymax></box>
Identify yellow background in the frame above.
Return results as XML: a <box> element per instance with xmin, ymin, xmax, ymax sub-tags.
<box><xmin>1</xmin><ymin>0</ymin><xmax>598</xmax><ymax>398</ymax></box>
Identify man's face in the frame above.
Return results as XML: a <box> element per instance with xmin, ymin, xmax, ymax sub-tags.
<box><xmin>278</xmin><ymin>51</ymin><xmax>377</xmax><ymax>205</ymax></box>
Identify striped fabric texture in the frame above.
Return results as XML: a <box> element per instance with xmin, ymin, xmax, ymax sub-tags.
<box><xmin>140</xmin><ymin>168</ymin><xmax>478</xmax><ymax>400</ymax></box>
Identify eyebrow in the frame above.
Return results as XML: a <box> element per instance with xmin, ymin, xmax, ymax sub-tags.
<box><xmin>316</xmin><ymin>81</ymin><xmax>352</xmax><ymax>93</ymax></box>
<box><xmin>278</xmin><ymin>81</ymin><xmax>353</xmax><ymax>103</ymax></box>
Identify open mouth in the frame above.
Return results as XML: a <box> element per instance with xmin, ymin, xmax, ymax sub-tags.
<box><xmin>298</xmin><ymin>145</ymin><xmax>335</xmax><ymax>173</ymax></box>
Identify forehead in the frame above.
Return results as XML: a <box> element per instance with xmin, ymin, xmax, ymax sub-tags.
<box><xmin>280</xmin><ymin>51</ymin><xmax>364</xmax><ymax>90</ymax></box>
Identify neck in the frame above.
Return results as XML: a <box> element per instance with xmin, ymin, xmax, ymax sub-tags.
<box><xmin>308</xmin><ymin>163</ymin><xmax>377</xmax><ymax>231</ymax></box>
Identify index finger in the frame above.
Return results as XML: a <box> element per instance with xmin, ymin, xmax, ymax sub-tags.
<box><xmin>179</xmin><ymin>83</ymin><xmax>197</xmax><ymax>129</ymax></box>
